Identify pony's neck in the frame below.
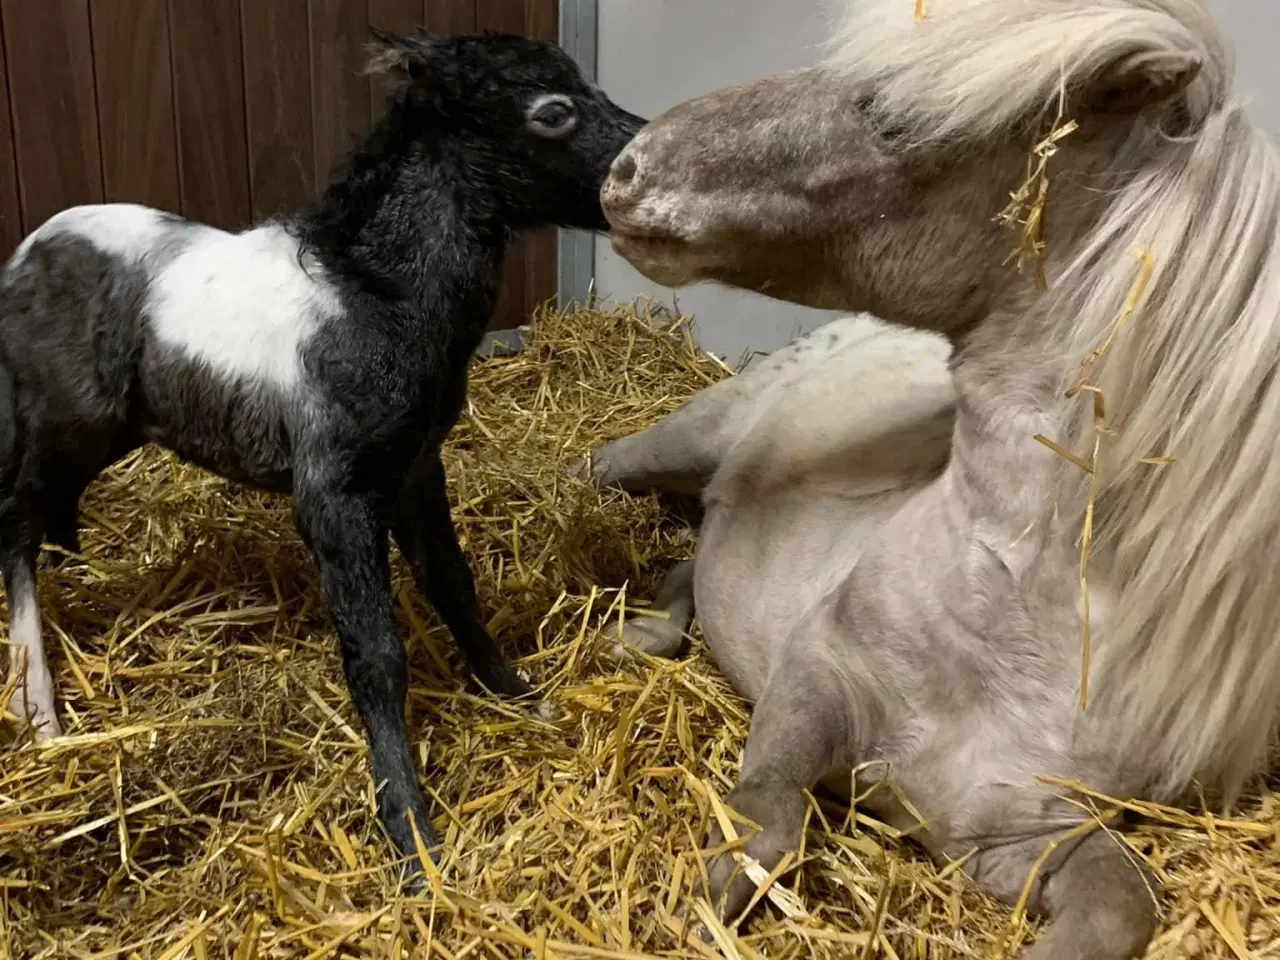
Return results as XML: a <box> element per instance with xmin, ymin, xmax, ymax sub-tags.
<box><xmin>295</xmin><ymin>96</ymin><xmax>517</xmax><ymax>319</ymax></box>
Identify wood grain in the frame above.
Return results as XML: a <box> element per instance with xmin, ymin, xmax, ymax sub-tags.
<box><xmin>422</xmin><ymin>0</ymin><xmax>477</xmax><ymax>34</ymax></box>
<box><xmin>90</xmin><ymin>0</ymin><xmax>181</xmax><ymax>214</ymax></box>
<box><xmin>242</xmin><ymin>0</ymin><xmax>314</xmax><ymax>220</ymax></box>
<box><xmin>169</xmin><ymin>0</ymin><xmax>251</xmax><ymax>228</ymax></box>
<box><xmin>310</xmin><ymin>0</ymin><xmax>371</xmax><ymax>191</ymax></box>
<box><xmin>2</xmin><ymin>0</ymin><xmax>103</xmax><ymax>230</ymax></box>
<box><xmin>0</xmin><ymin>12</ymin><xmax>26</xmax><ymax>253</ymax></box>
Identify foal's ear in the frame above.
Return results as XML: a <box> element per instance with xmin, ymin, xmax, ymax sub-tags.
<box><xmin>1080</xmin><ymin>47</ymin><xmax>1204</xmax><ymax>115</ymax></box>
<box><xmin>363</xmin><ymin>27</ymin><xmax>437</xmax><ymax>81</ymax></box>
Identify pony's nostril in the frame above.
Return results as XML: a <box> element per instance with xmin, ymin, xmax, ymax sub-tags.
<box><xmin>612</xmin><ymin>152</ymin><xmax>639</xmax><ymax>186</ymax></box>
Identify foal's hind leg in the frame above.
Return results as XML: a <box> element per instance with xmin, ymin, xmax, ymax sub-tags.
<box><xmin>392</xmin><ymin>449</ymin><xmax>539</xmax><ymax>705</ymax></box>
<box><xmin>1</xmin><ymin>505</ymin><xmax>60</xmax><ymax>739</ymax></box>
<box><xmin>39</xmin><ymin>476</ymin><xmax>89</xmax><ymax>567</ymax></box>
<box><xmin>609</xmin><ymin>558</ymin><xmax>694</xmax><ymax>661</ymax></box>
<box><xmin>1019</xmin><ymin>830</ymin><xmax>1158</xmax><ymax>960</ymax></box>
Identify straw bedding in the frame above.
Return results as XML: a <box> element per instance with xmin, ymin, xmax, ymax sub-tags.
<box><xmin>1</xmin><ymin>304</ymin><xmax>1276</xmax><ymax>959</ymax></box>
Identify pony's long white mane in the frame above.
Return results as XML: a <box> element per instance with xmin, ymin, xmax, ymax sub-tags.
<box><xmin>832</xmin><ymin>0</ymin><xmax>1280</xmax><ymax>800</ymax></box>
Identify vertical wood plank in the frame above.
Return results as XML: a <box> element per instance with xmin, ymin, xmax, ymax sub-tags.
<box><xmin>523</xmin><ymin>0</ymin><xmax>557</xmax><ymax>42</ymax></box>
<box><xmin>169</xmin><ymin>0</ymin><xmax>251</xmax><ymax>228</ymax></box>
<box><xmin>0</xmin><ymin>15</ymin><xmax>26</xmax><ymax>253</ymax></box>
<box><xmin>310</xmin><ymin>0</ymin><xmax>372</xmax><ymax>191</ymax></box>
<box><xmin>368</xmin><ymin>0</ymin><xmax>426</xmax><ymax>122</ymax></box>
<box><xmin>242</xmin><ymin>0</ymin><xmax>314</xmax><ymax>220</ymax></box>
<box><xmin>520</xmin><ymin>0</ymin><xmax>559</xmax><ymax>322</ymax></box>
<box><xmin>477</xmin><ymin>0</ymin><xmax>560</xmax><ymax>329</ymax></box>
<box><xmin>473</xmin><ymin>0</ymin><xmax>522</xmax><ymax>34</ymax></box>
<box><xmin>2</xmin><ymin>0</ymin><xmax>103</xmax><ymax>231</ymax></box>
<box><xmin>90</xmin><ymin>0</ymin><xmax>181</xmax><ymax>214</ymax></box>
<box><xmin>421</xmin><ymin>0</ymin><xmax>477</xmax><ymax>34</ymax></box>
<box><xmin>369</xmin><ymin>0</ymin><xmax>425</xmax><ymax>34</ymax></box>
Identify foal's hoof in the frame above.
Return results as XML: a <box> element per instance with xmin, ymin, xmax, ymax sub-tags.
<box><xmin>31</xmin><ymin>714</ymin><xmax>64</xmax><ymax>741</ymax></box>
<box><xmin>475</xmin><ymin>661</ymin><xmax>537</xmax><ymax>700</ymax></box>
<box><xmin>8</xmin><ymin>691</ymin><xmax>63</xmax><ymax>742</ymax></box>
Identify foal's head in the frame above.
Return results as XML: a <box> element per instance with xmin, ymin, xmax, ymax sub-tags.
<box><xmin>600</xmin><ymin>0</ymin><xmax>1229</xmax><ymax>335</ymax></box>
<box><xmin>366</xmin><ymin>30</ymin><xmax>645</xmax><ymax>231</ymax></box>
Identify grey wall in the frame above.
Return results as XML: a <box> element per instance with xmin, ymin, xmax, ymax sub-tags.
<box><xmin>591</xmin><ymin>0</ymin><xmax>1279</xmax><ymax>364</ymax></box>
<box><xmin>594</xmin><ymin>0</ymin><xmax>845</xmax><ymax>366</ymax></box>
<box><xmin>1216</xmin><ymin>0</ymin><xmax>1279</xmax><ymax>139</ymax></box>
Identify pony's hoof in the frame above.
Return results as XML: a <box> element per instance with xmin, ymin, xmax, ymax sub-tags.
<box><xmin>564</xmin><ymin>455</ymin><xmax>594</xmax><ymax>484</ymax></box>
<box><xmin>609</xmin><ymin>617</ymin><xmax>685</xmax><ymax>661</ymax></box>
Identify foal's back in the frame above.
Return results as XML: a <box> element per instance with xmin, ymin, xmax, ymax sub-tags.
<box><xmin>0</xmin><ymin>203</ymin><xmax>345</xmax><ymax>489</ymax></box>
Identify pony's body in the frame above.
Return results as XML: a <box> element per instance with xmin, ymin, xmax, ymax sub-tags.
<box><xmin>589</xmin><ymin>316</ymin><xmax>1128</xmax><ymax>895</ymax></box>
<box><xmin>586</xmin><ymin>0</ymin><xmax>1278</xmax><ymax>955</ymax></box>
<box><xmin>1</xmin><ymin>30</ymin><xmax>644</xmax><ymax>877</ymax></box>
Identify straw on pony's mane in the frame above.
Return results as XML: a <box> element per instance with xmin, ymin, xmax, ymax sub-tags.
<box><xmin>829</xmin><ymin>0</ymin><xmax>1280</xmax><ymax>803</ymax></box>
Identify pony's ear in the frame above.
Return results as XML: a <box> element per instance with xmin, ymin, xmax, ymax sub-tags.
<box><xmin>1080</xmin><ymin>48</ymin><xmax>1204</xmax><ymax>115</ymax></box>
<box><xmin>362</xmin><ymin>28</ymin><xmax>439</xmax><ymax>81</ymax></box>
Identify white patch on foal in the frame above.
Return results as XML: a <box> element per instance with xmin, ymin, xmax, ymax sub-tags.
<box><xmin>148</xmin><ymin>223</ymin><xmax>343</xmax><ymax>389</ymax></box>
<box><xmin>14</xmin><ymin>204</ymin><xmax>343</xmax><ymax>392</ymax></box>
<box><xmin>6</xmin><ymin>570</ymin><xmax>60</xmax><ymax>739</ymax></box>
<box><xmin>9</xmin><ymin>203</ymin><xmax>172</xmax><ymax>269</ymax></box>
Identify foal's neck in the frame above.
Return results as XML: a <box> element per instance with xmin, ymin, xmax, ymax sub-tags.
<box><xmin>296</xmin><ymin>97</ymin><xmax>516</xmax><ymax>323</ymax></box>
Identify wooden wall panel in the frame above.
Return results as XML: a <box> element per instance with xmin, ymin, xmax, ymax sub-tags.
<box><xmin>422</xmin><ymin>0</ymin><xmax>478</xmax><ymax>34</ymax></box>
<box><xmin>0</xmin><ymin>11</ymin><xmax>25</xmax><ymax>253</ymax></box>
<box><xmin>169</xmin><ymin>0</ymin><xmax>251</xmax><ymax>229</ymax></box>
<box><xmin>242</xmin><ymin>0</ymin><xmax>314</xmax><ymax>220</ymax></box>
<box><xmin>477</xmin><ymin>0</ymin><xmax>561</xmax><ymax>329</ymax></box>
<box><xmin>2</xmin><ymin>0</ymin><xmax>102</xmax><ymax>231</ymax></box>
<box><xmin>310</xmin><ymin>0</ymin><xmax>372</xmax><ymax>192</ymax></box>
<box><xmin>369</xmin><ymin>0</ymin><xmax>427</xmax><ymax>34</ymax></box>
<box><xmin>517</xmin><ymin>1</ymin><xmax>560</xmax><ymax>327</ymax></box>
<box><xmin>90</xmin><ymin>0</ymin><xmax>181</xmax><ymax>214</ymax></box>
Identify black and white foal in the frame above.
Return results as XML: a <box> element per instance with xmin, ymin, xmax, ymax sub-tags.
<box><xmin>0</xmin><ymin>30</ymin><xmax>643</xmax><ymax>871</ymax></box>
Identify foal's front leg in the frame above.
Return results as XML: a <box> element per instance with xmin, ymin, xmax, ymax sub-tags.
<box><xmin>392</xmin><ymin>449</ymin><xmax>536</xmax><ymax>702</ymax></box>
<box><xmin>292</xmin><ymin>478</ymin><xmax>437</xmax><ymax>871</ymax></box>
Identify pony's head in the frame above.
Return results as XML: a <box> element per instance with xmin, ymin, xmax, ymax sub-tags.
<box><xmin>602</xmin><ymin>0</ymin><xmax>1226</xmax><ymax>334</ymax></box>
<box><xmin>366</xmin><ymin>29</ymin><xmax>646</xmax><ymax>231</ymax></box>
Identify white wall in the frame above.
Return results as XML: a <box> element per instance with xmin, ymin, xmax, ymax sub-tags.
<box><xmin>593</xmin><ymin>0</ymin><xmax>1279</xmax><ymax>364</ymax></box>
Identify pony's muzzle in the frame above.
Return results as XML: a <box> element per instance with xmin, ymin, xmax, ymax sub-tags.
<box><xmin>601</xmin><ymin>148</ymin><xmax>643</xmax><ymax>215</ymax></box>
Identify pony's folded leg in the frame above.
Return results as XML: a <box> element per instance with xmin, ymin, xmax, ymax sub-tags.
<box><xmin>697</xmin><ymin>649</ymin><xmax>862</xmax><ymax>929</ymax></box>
<box><xmin>610</xmin><ymin>559</ymin><xmax>695</xmax><ymax>661</ymax></box>
<box><xmin>1019</xmin><ymin>829</ymin><xmax>1159</xmax><ymax>960</ymax></box>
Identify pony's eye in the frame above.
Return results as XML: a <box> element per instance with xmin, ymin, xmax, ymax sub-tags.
<box><xmin>527</xmin><ymin>97</ymin><xmax>578</xmax><ymax>137</ymax></box>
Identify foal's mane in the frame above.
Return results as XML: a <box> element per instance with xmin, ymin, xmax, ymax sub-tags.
<box><xmin>831</xmin><ymin>0</ymin><xmax>1280</xmax><ymax>800</ymax></box>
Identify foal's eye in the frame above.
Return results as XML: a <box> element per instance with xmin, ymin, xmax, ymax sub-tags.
<box><xmin>527</xmin><ymin>96</ymin><xmax>578</xmax><ymax>138</ymax></box>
